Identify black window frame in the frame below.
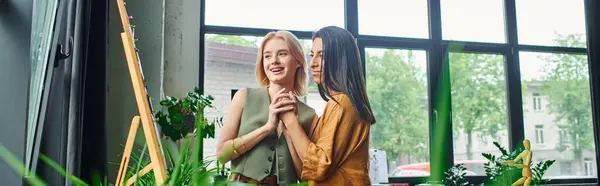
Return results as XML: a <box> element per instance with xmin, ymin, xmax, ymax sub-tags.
<box><xmin>199</xmin><ymin>0</ymin><xmax>600</xmax><ymax>185</ymax></box>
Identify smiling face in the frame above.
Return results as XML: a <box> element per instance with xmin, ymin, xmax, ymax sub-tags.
<box><xmin>262</xmin><ymin>38</ymin><xmax>300</xmax><ymax>85</ymax></box>
<box><xmin>309</xmin><ymin>37</ymin><xmax>324</xmax><ymax>85</ymax></box>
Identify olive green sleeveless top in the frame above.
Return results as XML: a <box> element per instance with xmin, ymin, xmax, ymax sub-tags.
<box><xmin>231</xmin><ymin>88</ymin><xmax>315</xmax><ymax>185</ymax></box>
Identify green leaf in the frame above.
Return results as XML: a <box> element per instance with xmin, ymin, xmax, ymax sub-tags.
<box><xmin>133</xmin><ymin>144</ymin><xmax>147</xmax><ymax>186</ymax></box>
<box><xmin>170</xmin><ymin>113</ymin><xmax>183</xmax><ymax>124</ymax></box>
<box><xmin>206</xmin><ymin>124</ymin><xmax>216</xmax><ymax>139</ymax></box>
<box><xmin>159</xmin><ymin>100</ymin><xmax>171</xmax><ymax>106</ymax></box>
<box><xmin>169</xmin><ymin>135</ymin><xmax>190</xmax><ymax>186</ymax></box>
<box><xmin>493</xmin><ymin>141</ymin><xmax>509</xmax><ymax>156</ymax></box>
<box><xmin>39</xmin><ymin>154</ymin><xmax>89</xmax><ymax>186</ymax></box>
<box><xmin>0</xmin><ymin>143</ymin><xmax>48</xmax><ymax>186</ymax></box>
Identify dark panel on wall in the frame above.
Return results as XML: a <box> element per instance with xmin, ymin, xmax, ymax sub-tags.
<box><xmin>80</xmin><ymin>0</ymin><xmax>108</xmax><ymax>182</ymax></box>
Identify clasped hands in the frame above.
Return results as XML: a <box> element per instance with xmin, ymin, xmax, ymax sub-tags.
<box><xmin>266</xmin><ymin>88</ymin><xmax>299</xmax><ymax>135</ymax></box>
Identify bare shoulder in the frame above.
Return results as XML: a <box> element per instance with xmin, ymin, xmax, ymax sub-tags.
<box><xmin>230</xmin><ymin>88</ymin><xmax>248</xmax><ymax>108</ymax></box>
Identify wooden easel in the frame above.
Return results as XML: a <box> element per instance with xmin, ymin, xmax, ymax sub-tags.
<box><xmin>114</xmin><ymin>0</ymin><xmax>168</xmax><ymax>185</ymax></box>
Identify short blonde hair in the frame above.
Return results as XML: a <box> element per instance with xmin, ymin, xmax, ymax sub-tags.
<box><xmin>256</xmin><ymin>31</ymin><xmax>307</xmax><ymax>96</ymax></box>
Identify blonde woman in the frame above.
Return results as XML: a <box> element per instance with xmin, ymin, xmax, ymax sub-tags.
<box><xmin>217</xmin><ymin>31</ymin><xmax>316</xmax><ymax>186</ymax></box>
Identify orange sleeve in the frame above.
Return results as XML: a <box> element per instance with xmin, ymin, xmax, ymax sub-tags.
<box><xmin>301</xmin><ymin>96</ymin><xmax>358</xmax><ymax>181</ymax></box>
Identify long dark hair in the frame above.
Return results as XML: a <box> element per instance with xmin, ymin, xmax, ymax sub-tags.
<box><xmin>313</xmin><ymin>26</ymin><xmax>376</xmax><ymax>124</ymax></box>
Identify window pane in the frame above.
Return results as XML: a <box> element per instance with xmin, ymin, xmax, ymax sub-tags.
<box><xmin>520</xmin><ymin>51</ymin><xmax>596</xmax><ymax>178</ymax></box>
<box><xmin>516</xmin><ymin>0</ymin><xmax>587</xmax><ymax>47</ymax></box>
<box><xmin>365</xmin><ymin>48</ymin><xmax>430</xmax><ymax>177</ymax></box>
<box><xmin>450</xmin><ymin>53</ymin><xmax>509</xmax><ymax>176</ymax></box>
<box><xmin>359</xmin><ymin>0</ymin><xmax>429</xmax><ymax>38</ymax></box>
<box><xmin>26</xmin><ymin>0</ymin><xmax>60</xmax><ymax>172</ymax></box>
<box><xmin>441</xmin><ymin>0</ymin><xmax>506</xmax><ymax>43</ymax></box>
<box><xmin>203</xmin><ymin>34</ymin><xmax>316</xmax><ymax>158</ymax></box>
<box><xmin>535</xmin><ymin>125</ymin><xmax>544</xmax><ymax>144</ymax></box>
<box><xmin>205</xmin><ymin>0</ymin><xmax>344</xmax><ymax>31</ymax></box>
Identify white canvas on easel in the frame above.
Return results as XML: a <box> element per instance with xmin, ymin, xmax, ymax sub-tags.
<box><xmin>369</xmin><ymin>149</ymin><xmax>389</xmax><ymax>184</ymax></box>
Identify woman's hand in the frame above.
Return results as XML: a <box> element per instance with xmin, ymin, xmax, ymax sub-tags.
<box><xmin>265</xmin><ymin>88</ymin><xmax>297</xmax><ymax>132</ymax></box>
<box><xmin>280</xmin><ymin>92</ymin><xmax>299</xmax><ymax>125</ymax></box>
<box><xmin>287</xmin><ymin>92</ymin><xmax>299</xmax><ymax>116</ymax></box>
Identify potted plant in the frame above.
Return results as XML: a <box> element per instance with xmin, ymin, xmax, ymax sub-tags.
<box><xmin>443</xmin><ymin>164</ymin><xmax>470</xmax><ymax>186</ymax></box>
<box><xmin>482</xmin><ymin>141</ymin><xmax>555</xmax><ymax>186</ymax></box>
<box><xmin>154</xmin><ymin>86</ymin><xmax>225</xmax><ymax>182</ymax></box>
<box><xmin>416</xmin><ymin>164</ymin><xmax>469</xmax><ymax>186</ymax></box>
<box><xmin>154</xmin><ymin>87</ymin><xmax>221</xmax><ymax>144</ymax></box>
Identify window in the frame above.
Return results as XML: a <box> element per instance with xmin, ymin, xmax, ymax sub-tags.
<box><xmin>516</xmin><ymin>0</ymin><xmax>587</xmax><ymax>47</ymax></box>
<box><xmin>205</xmin><ymin>0</ymin><xmax>345</xmax><ymax>31</ymax></box>
<box><xmin>520</xmin><ymin>52</ymin><xmax>595</xmax><ymax>178</ymax></box>
<box><xmin>535</xmin><ymin>125</ymin><xmax>544</xmax><ymax>144</ymax></box>
<box><xmin>202</xmin><ymin>34</ymin><xmax>316</xmax><ymax>158</ymax></box>
<box><xmin>26</xmin><ymin>0</ymin><xmax>60</xmax><ymax>174</ymax></box>
<box><xmin>200</xmin><ymin>0</ymin><xmax>599</xmax><ymax>184</ymax></box>
<box><xmin>559</xmin><ymin>128</ymin><xmax>569</xmax><ymax>144</ymax></box>
<box><xmin>358</xmin><ymin>0</ymin><xmax>429</xmax><ymax>38</ymax></box>
<box><xmin>584</xmin><ymin>158</ymin><xmax>594</xmax><ymax>176</ymax></box>
<box><xmin>532</xmin><ymin>93</ymin><xmax>542</xmax><ymax>111</ymax></box>
<box><xmin>365</xmin><ymin>48</ymin><xmax>430</xmax><ymax>177</ymax></box>
<box><xmin>450</xmin><ymin>52</ymin><xmax>509</xmax><ymax>164</ymax></box>
<box><xmin>441</xmin><ymin>0</ymin><xmax>506</xmax><ymax>43</ymax></box>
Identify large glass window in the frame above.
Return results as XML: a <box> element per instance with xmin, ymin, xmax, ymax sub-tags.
<box><xmin>441</xmin><ymin>0</ymin><xmax>506</xmax><ymax>43</ymax></box>
<box><xmin>516</xmin><ymin>0</ymin><xmax>587</xmax><ymax>47</ymax></box>
<box><xmin>205</xmin><ymin>0</ymin><xmax>345</xmax><ymax>31</ymax></box>
<box><xmin>201</xmin><ymin>0</ymin><xmax>598</xmax><ymax>184</ymax></box>
<box><xmin>365</xmin><ymin>48</ymin><xmax>430</xmax><ymax>177</ymax></box>
<box><xmin>358</xmin><ymin>0</ymin><xmax>429</xmax><ymax>38</ymax></box>
<box><xmin>449</xmin><ymin>52</ymin><xmax>509</xmax><ymax>176</ymax></box>
<box><xmin>520</xmin><ymin>51</ymin><xmax>596</xmax><ymax>178</ymax></box>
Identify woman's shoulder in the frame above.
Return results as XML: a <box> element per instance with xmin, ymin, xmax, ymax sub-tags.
<box><xmin>330</xmin><ymin>94</ymin><xmax>352</xmax><ymax>106</ymax></box>
<box><xmin>231</xmin><ymin>88</ymin><xmax>248</xmax><ymax>105</ymax></box>
<box><xmin>231</xmin><ymin>87</ymin><xmax>265</xmax><ymax>106</ymax></box>
<box><xmin>326</xmin><ymin>94</ymin><xmax>355</xmax><ymax>113</ymax></box>
<box><xmin>236</xmin><ymin>87</ymin><xmax>269</xmax><ymax>98</ymax></box>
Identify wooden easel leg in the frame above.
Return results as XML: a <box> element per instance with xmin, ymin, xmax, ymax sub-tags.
<box><xmin>115</xmin><ymin>116</ymin><xmax>141</xmax><ymax>186</ymax></box>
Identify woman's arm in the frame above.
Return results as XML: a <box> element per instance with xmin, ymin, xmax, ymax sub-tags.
<box><xmin>280</xmin><ymin>111</ymin><xmax>311</xmax><ymax>160</ymax></box>
<box><xmin>217</xmin><ymin>88</ymin><xmax>296</xmax><ymax>163</ymax></box>
<box><xmin>281</xmin><ymin>95</ymin><xmax>362</xmax><ymax>181</ymax></box>
<box><xmin>284</xmin><ymin>114</ymin><xmax>319</xmax><ymax>177</ymax></box>
<box><xmin>282</xmin><ymin>123</ymin><xmax>303</xmax><ymax>177</ymax></box>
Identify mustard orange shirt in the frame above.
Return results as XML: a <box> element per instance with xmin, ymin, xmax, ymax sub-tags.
<box><xmin>301</xmin><ymin>94</ymin><xmax>372</xmax><ymax>185</ymax></box>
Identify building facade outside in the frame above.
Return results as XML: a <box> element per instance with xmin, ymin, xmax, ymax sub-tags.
<box><xmin>452</xmin><ymin>83</ymin><xmax>597</xmax><ymax>178</ymax></box>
